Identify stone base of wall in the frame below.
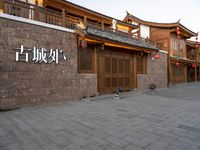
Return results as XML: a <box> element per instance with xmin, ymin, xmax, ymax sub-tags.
<box><xmin>0</xmin><ymin>16</ymin><xmax>97</xmax><ymax>110</ymax></box>
<box><xmin>137</xmin><ymin>51</ymin><xmax>168</xmax><ymax>91</ymax></box>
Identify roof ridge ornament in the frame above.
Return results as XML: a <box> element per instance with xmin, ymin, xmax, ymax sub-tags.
<box><xmin>126</xmin><ymin>11</ymin><xmax>130</xmax><ymax>16</ymax></box>
<box><xmin>176</xmin><ymin>19</ymin><xmax>181</xmax><ymax>24</ymax></box>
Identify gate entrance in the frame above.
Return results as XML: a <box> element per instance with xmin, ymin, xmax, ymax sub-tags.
<box><xmin>98</xmin><ymin>49</ymin><xmax>134</xmax><ymax>94</ymax></box>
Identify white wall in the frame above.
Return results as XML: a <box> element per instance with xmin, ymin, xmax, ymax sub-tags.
<box><xmin>140</xmin><ymin>24</ymin><xmax>150</xmax><ymax>39</ymax></box>
<box><xmin>131</xmin><ymin>21</ymin><xmax>138</xmax><ymax>26</ymax></box>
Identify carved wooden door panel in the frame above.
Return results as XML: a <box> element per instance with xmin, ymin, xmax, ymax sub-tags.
<box><xmin>98</xmin><ymin>50</ymin><xmax>134</xmax><ymax>94</ymax></box>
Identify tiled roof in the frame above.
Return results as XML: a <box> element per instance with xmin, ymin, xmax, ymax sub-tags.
<box><xmin>87</xmin><ymin>27</ymin><xmax>158</xmax><ymax>50</ymax></box>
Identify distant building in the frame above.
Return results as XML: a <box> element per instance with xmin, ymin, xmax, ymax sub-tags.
<box><xmin>124</xmin><ymin>12</ymin><xmax>199</xmax><ymax>85</ymax></box>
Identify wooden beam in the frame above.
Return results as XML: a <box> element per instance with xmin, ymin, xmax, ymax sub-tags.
<box><xmin>86</xmin><ymin>35</ymin><xmax>157</xmax><ymax>52</ymax></box>
<box><xmin>170</xmin><ymin>28</ymin><xmax>176</xmax><ymax>32</ymax></box>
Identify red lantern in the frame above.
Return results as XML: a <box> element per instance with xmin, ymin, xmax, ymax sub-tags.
<box><xmin>196</xmin><ymin>44</ymin><xmax>199</xmax><ymax>49</ymax></box>
<box><xmin>176</xmin><ymin>26</ymin><xmax>181</xmax><ymax>38</ymax></box>
<box><xmin>81</xmin><ymin>40</ymin><xmax>87</xmax><ymax>48</ymax></box>
<box><xmin>176</xmin><ymin>62</ymin><xmax>180</xmax><ymax>67</ymax></box>
<box><xmin>176</xmin><ymin>26</ymin><xmax>180</xmax><ymax>32</ymax></box>
<box><xmin>155</xmin><ymin>53</ymin><xmax>159</xmax><ymax>59</ymax></box>
<box><xmin>192</xmin><ymin>63</ymin><xmax>196</xmax><ymax>68</ymax></box>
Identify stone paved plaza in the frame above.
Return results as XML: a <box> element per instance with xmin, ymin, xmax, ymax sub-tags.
<box><xmin>1</xmin><ymin>83</ymin><xmax>200</xmax><ymax>150</ymax></box>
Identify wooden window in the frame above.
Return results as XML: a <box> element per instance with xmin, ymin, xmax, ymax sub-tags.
<box><xmin>171</xmin><ymin>39</ymin><xmax>178</xmax><ymax>51</ymax></box>
<box><xmin>78</xmin><ymin>45</ymin><xmax>94</xmax><ymax>73</ymax></box>
<box><xmin>171</xmin><ymin>39</ymin><xmax>185</xmax><ymax>51</ymax></box>
<box><xmin>136</xmin><ymin>55</ymin><xmax>146</xmax><ymax>74</ymax></box>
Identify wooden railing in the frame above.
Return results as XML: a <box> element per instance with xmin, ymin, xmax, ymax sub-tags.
<box><xmin>4</xmin><ymin>0</ymin><xmax>36</xmax><ymax>20</ymax></box>
<box><xmin>45</xmin><ymin>9</ymin><xmax>62</xmax><ymax>26</ymax></box>
<box><xmin>2</xmin><ymin>0</ymin><xmax>162</xmax><ymax>49</ymax></box>
<box><xmin>138</xmin><ymin>37</ymin><xmax>163</xmax><ymax>49</ymax></box>
<box><xmin>3</xmin><ymin>0</ymin><xmax>75</xmax><ymax>28</ymax></box>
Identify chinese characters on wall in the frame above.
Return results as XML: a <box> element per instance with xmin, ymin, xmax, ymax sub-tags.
<box><xmin>15</xmin><ymin>45</ymin><xmax>67</xmax><ymax>64</ymax></box>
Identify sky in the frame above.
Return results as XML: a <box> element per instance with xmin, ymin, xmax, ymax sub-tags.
<box><xmin>69</xmin><ymin>0</ymin><xmax>200</xmax><ymax>41</ymax></box>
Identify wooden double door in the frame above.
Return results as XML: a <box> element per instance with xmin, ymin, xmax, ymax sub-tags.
<box><xmin>98</xmin><ymin>50</ymin><xmax>134</xmax><ymax>94</ymax></box>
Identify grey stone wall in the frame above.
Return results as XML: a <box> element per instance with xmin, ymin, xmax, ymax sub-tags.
<box><xmin>0</xmin><ymin>18</ymin><xmax>97</xmax><ymax>109</ymax></box>
<box><xmin>137</xmin><ymin>51</ymin><xmax>168</xmax><ymax>91</ymax></box>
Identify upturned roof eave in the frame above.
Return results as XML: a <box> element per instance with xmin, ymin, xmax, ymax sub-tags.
<box><xmin>125</xmin><ymin>13</ymin><xmax>197</xmax><ymax>37</ymax></box>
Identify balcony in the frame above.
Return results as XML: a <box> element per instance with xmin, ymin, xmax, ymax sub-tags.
<box><xmin>1</xmin><ymin>0</ymin><xmax>162</xmax><ymax>49</ymax></box>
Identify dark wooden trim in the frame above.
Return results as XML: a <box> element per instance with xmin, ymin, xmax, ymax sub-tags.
<box><xmin>133</xmin><ymin>52</ymin><xmax>137</xmax><ymax>89</ymax></box>
<box><xmin>167</xmin><ymin>29</ymin><xmax>171</xmax><ymax>86</ymax></box>
<box><xmin>77</xmin><ymin>43</ymin><xmax>95</xmax><ymax>74</ymax></box>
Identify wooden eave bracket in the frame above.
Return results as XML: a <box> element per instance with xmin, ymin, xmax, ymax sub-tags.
<box><xmin>74</xmin><ymin>24</ymin><xmax>87</xmax><ymax>38</ymax></box>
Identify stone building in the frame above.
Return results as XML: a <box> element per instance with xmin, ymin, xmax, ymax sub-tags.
<box><xmin>124</xmin><ymin>12</ymin><xmax>199</xmax><ymax>85</ymax></box>
<box><xmin>0</xmin><ymin>0</ymin><xmax>167</xmax><ymax>109</ymax></box>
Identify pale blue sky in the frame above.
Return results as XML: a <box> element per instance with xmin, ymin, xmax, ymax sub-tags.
<box><xmin>69</xmin><ymin>0</ymin><xmax>200</xmax><ymax>40</ymax></box>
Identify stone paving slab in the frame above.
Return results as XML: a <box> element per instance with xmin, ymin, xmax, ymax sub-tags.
<box><xmin>1</xmin><ymin>83</ymin><xmax>200</xmax><ymax>150</ymax></box>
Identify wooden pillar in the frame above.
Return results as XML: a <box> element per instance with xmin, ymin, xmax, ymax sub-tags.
<box><xmin>133</xmin><ymin>52</ymin><xmax>137</xmax><ymax>90</ymax></box>
<box><xmin>94</xmin><ymin>47</ymin><xmax>97</xmax><ymax>73</ymax></box>
<box><xmin>62</xmin><ymin>9</ymin><xmax>66</xmax><ymax>27</ymax></box>
<box><xmin>199</xmin><ymin>64</ymin><xmax>200</xmax><ymax>82</ymax></box>
<box><xmin>84</xmin><ymin>16</ymin><xmax>87</xmax><ymax>27</ymax></box>
<box><xmin>43</xmin><ymin>0</ymin><xmax>47</xmax><ymax>7</ymax></box>
<box><xmin>184</xmin><ymin>64</ymin><xmax>187</xmax><ymax>83</ymax></box>
<box><xmin>0</xmin><ymin>0</ymin><xmax>4</xmax><ymax>13</ymax></box>
<box><xmin>34</xmin><ymin>0</ymin><xmax>39</xmax><ymax>21</ymax></box>
<box><xmin>195</xmin><ymin>64</ymin><xmax>197</xmax><ymax>82</ymax></box>
<box><xmin>138</xmin><ymin>23</ymin><xmax>141</xmax><ymax>38</ymax></box>
<box><xmin>101</xmin><ymin>21</ymin><xmax>104</xmax><ymax>30</ymax></box>
<box><xmin>143</xmin><ymin>55</ymin><xmax>146</xmax><ymax>74</ymax></box>
<box><xmin>128</xmin><ymin>28</ymin><xmax>131</xmax><ymax>37</ymax></box>
<box><xmin>116</xmin><ymin>25</ymin><xmax>118</xmax><ymax>33</ymax></box>
<box><xmin>195</xmin><ymin>49</ymin><xmax>198</xmax><ymax>82</ymax></box>
<box><xmin>167</xmin><ymin>32</ymin><xmax>171</xmax><ymax>86</ymax></box>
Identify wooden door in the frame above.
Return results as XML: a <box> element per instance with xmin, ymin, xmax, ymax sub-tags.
<box><xmin>197</xmin><ymin>66</ymin><xmax>200</xmax><ymax>81</ymax></box>
<box><xmin>97</xmin><ymin>50</ymin><xmax>134</xmax><ymax>94</ymax></box>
